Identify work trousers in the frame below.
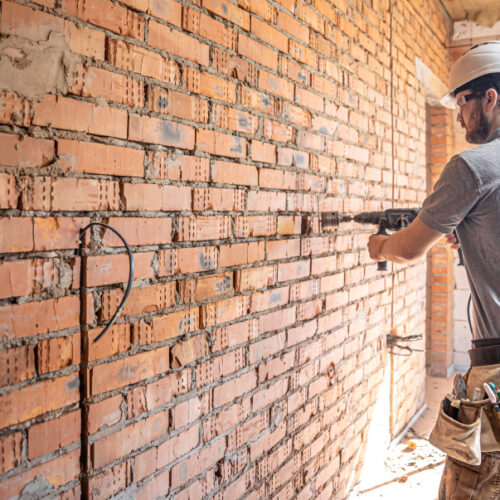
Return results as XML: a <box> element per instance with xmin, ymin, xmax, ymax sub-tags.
<box><xmin>439</xmin><ymin>452</ymin><xmax>500</xmax><ymax>499</ymax></box>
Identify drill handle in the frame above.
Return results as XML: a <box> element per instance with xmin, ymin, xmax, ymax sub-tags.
<box><xmin>377</xmin><ymin>219</ymin><xmax>388</xmax><ymax>272</ymax></box>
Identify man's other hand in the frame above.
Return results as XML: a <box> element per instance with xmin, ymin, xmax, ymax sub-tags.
<box><xmin>445</xmin><ymin>233</ymin><xmax>460</xmax><ymax>250</ymax></box>
<box><xmin>368</xmin><ymin>234</ymin><xmax>389</xmax><ymax>261</ymax></box>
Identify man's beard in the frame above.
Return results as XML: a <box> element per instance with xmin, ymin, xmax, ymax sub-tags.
<box><xmin>466</xmin><ymin>102</ymin><xmax>490</xmax><ymax>144</ymax></box>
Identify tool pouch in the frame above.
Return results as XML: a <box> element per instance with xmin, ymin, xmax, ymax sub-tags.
<box><xmin>430</xmin><ymin>363</ymin><xmax>500</xmax><ymax>465</ymax></box>
<box><xmin>429</xmin><ymin>398</ymin><xmax>484</xmax><ymax>466</ymax></box>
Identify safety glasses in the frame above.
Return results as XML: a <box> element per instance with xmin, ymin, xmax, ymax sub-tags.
<box><xmin>456</xmin><ymin>91</ymin><xmax>485</xmax><ymax>111</ymax></box>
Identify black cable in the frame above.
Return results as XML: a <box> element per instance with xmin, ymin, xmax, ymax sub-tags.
<box><xmin>386</xmin><ymin>333</ymin><xmax>424</xmax><ymax>356</ymax></box>
<box><xmin>77</xmin><ymin>222</ymin><xmax>134</xmax><ymax>344</ymax></box>
<box><xmin>467</xmin><ymin>294</ymin><xmax>473</xmax><ymax>334</ymax></box>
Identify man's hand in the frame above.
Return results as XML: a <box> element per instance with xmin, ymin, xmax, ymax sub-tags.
<box><xmin>445</xmin><ymin>233</ymin><xmax>460</xmax><ymax>250</ymax></box>
<box><xmin>368</xmin><ymin>234</ymin><xmax>389</xmax><ymax>261</ymax></box>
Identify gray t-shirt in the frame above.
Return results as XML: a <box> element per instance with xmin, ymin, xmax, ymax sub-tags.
<box><xmin>419</xmin><ymin>127</ymin><xmax>500</xmax><ymax>340</ymax></box>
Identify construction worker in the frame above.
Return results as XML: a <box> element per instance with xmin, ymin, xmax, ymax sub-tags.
<box><xmin>367</xmin><ymin>41</ymin><xmax>500</xmax><ymax>499</ymax></box>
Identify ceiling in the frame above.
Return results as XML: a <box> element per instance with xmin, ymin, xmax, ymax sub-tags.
<box><xmin>441</xmin><ymin>0</ymin><xmax>500</xmax><ymax>27</ymax></box>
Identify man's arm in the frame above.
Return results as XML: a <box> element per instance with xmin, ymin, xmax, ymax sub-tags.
<box><xmin>368</xmin><ymin>215</ymin><xmax>445</xmax><ymax>264</ymax></box>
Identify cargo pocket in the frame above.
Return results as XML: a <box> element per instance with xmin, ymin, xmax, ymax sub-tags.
<box><xmin>430</xmin><ymin>398</ymin><xmax>483</xmax><ymax>466</ymax></box>
<box><xmin>483</xmin><ymin>405</ymin><xmax>500</xmax><ymax>444</ymax></box>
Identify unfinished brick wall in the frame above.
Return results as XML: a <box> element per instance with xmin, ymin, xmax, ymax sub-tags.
<box><xmin>426</xmin><ymin>105</ymin><xmax>455</xmax><ymax>377</ymax></box>
<box><xmin>0</xmin><ymin>0</ymin><xmax>451</xmax><ymax>498</ymax></box>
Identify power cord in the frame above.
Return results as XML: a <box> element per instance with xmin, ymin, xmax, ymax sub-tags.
<box><xmin>386</xmin><ymin>333</ymin><xmax>424</xmax><ymax>356</ymax></box>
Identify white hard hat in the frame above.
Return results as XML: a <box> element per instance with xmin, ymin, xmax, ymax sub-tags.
<box><xmin>440</xmin><ymin>41</ymin><xmax>500</xmax><ymax>109</ymax></box>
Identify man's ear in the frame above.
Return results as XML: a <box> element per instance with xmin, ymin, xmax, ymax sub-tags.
<box><xmin>484</xmin><ymin>88</ymin><xmax>499</xmax><ymax>111</ymax></box>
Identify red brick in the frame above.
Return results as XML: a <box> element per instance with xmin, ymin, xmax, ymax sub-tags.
<box><xmin>171</xmin><ymin>396</ymin><xmax>206</xmax><ymax>429</ymax></box>
<box><xmin>278</xmin><ymin>11</ymin><xmax>309</xmax><ymax>42</ymax></box>
<box><xmin>101</xmin><ymin>282</ymin><xmax>175</xmax><ymax>321</ymax></box>
<box><xmin>202</xmin><ymin>0</ymin><xmax>250</xmax><ymax>29</ymax></box>
<box><xmin>251</xmin><ymin>286</ymin><xmax>289</xmax><ymax>313</ymax></box>
<box><xmin>266</xmin><ymin>239</ymin><xmax>301</xmax><ymax>260</ymax></box>
<box><xmin>185</xmin><ymin>67</ymin><xmax>236</xmax><ymax>103</ymax></box>
<box><xmin>33</xmin><ymin>95</ymin><xmax>127</xmax><ymax>139</ymax></box>
<box><xmin>251</xmin><ymin>140</ymin><xmax>276</xmax><ymax>163</ymax></box>
<box><xmin>227</xmin><ymin>412</ymin><xmax>267</xmax><ymax>450</ymax></box>
<box><xmin>213</xmin><ymin>319</ymin><xmax>258</xmax><ymax>351</ymax></box>
<box><xmin>277</xmin><ymin>216</ymin><xmax>302</xmax><ymax>235</ymax></box>
<box><xmin>250</xmin><ymin>421</ymin><xmax>286</xmax><ymax>462</ymax></box>
<box><xmin>0</xmin><ymin>91</ymin><xmax>30</xmax><ymax>126</ymax></box>
<box><xmin>58</xmin><ymin>139</ymin><xmax>144</xmax><ymax>177</ymax></box>
<box><xmin>0</xmin><ymin>346</ymin><xmax>35</xmax><ymax>388</ymax></box>
<box><xmin>0</xmin><ymin>132</ymin><xmax>54</xmax><ymax>168</ymax></box>
<box><xmin>203</xmin><ymin>399</ymin><xmax>251</xmax><ymax>442</ymax></box>
<box><xmin>88</xmin><ymin>461</ymin><xmax>132</xmax><ymax>500</ymax></box>
<box><xmin>247</xmin><ymin>190</ymin><xmax>286</xmax><ymax>212</ymax></box>
<box><xmin>149</xmin><ymin>20</ymin><xmax>209</xmax><ymax>65</ymax></box>
<box><xmin>101</xmin><ymin>218</ymin><xmax>171</xmax><ymax>247</ymax></box>
<box><xmin>280</xmin><ymin>101</ymin><xmax>311</xmax><ymax>127</ymax></box>
<box><xmin>200</xmin><ymin>295</ymin><xmax>250</xmax><ymax>327</ymax></box>
<box><xmin>175</xmin><ymin>470</ymin><xmax>216</xmax><ymax>500</ymax></box>
<box><xmin>179</xmin><ymin>272</ymin><xmax>233</xmax><ymax>304</ymax></box>
<box><xmin>219</xmin><ymin>242</ymin><xmax>264</xmax><ymax>267</ymax></box>
<box><xmin>239</xmin><ymin>86</ymin><xmax>278</xmax><ymax>115</ymax></box>
<box><xmin>137</xmin><ymin>469</ymin><xmax>170</xmax><ymax>500</ymax></box>
<box><xmin>258</xmin><ymin>350</ymin><xmax>294</xmax><ymax>382</ymax></box>
<box><xmin>33</xmin><ymin>217</ymin><xmax>89</xmax><ymax>251</ymax></box>
<box><xmin>251</xmin><ymin>17</ymin><xmax>287</xmax><ymax>52</ymax></box>
<box><xmin>0</xmin><ymin>449</ymin><xmax>80</xmax><ymax>499</ymax></box>
<box><xmin>152</xmin><ymin>307</ymin><xmax>199</xmax><ymax>341</ymax></box>
<box><xmin>259</xmin><ymin>306</ymin><xmax>296</xmax><ymax>334</ymax></box>
<box><xmin>92</xmin><ymin>411</ymin><xmax>168</xmax><ymax>468</ymax></box>
<box><xmin>158</xmin><ymin>246</ymin><xmax>218</xmax><ymax>275</ymax></box>
<box><xmin>28</xmin><ymin>411</ymin><xmax>80</xmax><ymax>459</ymax></box>
<box><xmin>90</xmin><ymin>346</ymin><xmax>169</xmax><ymax>395</ymax></box>
<box><xmin>234</xmin><ymin>216</ymin><xmax>276</xmax><ymax>237</ymax></box>
<box><xmin>87</xmin><ymin>395</ymin><xmax>122</xmax><ymax>435</ymax></box>
<box><xmin>107</xmin><ymin>38</ymin><xmax>180</xmax><ymax>82</ymax></box>
<box><xmin>84</xmin><ymin>252</ymin><xmax>154</xmax><ymax>287</ymax></box>
<box><xmin>259</xmin><ymin>167</ymin><xmax>296</xmax><ymax>190</ymax></box>
<box><xmin>236</xmin><ymin>265</ymin><xmax>277</xmax><ymax>291</ymax></box>
<box><xmin>213</xmin><ymin>370</ymin><xmax>257</xmax><ymax>408</ymax></box>
<box><xmin>183</xmin><ymin>7</ymin><xmax>237</xmax><ymax>49</ymax></box>
<box><xmin>196</xmin><ymin>348</ymin><xmax>245</xmax><ymax>386</ymax></box>
<box><xmin>171</xmin><ymin>334</ymin><xmax>210</xmax><ymax>367</ymax></box>
<box><xmin>197</xmin><ymin>129</ymin><xmax>246</xmax><ymax>158</ymax></box>
<box><xmin>0</xmin><ymin>217</ymin><xmax>34</xmax><ymax>253</ymax></box>
<box><xmin>239</xmin><ymin>34</ymin><xmax>277</xmax><ymax>70</ymax></box>
<box><xmin>0</xmin><ymin>374</ymin><xmax>79</xmax><ymax>428</ymax></box>
<box><xmin>151</xmin><ymin>153</ymin><xmax>208</xmax><ymax>181</ymax></box>
<box><xmin>212</xmin><ymin>104</ymin><xmax>259</xmax><ymax>134</ymax></box>
<box><xmin>128</xmin><ymin>114</ymin><xmax>195</xmax><ymax>149</ymax></box>
<box><xmin>0</xmin><ymin>432</ymin><xmax>22</xmax><ymax>474</ymax></box>
<box><xmin>86</xmin><ymin>324</ymin><xmax>131</xmax><ymax>361</ymax></box>
<box><xmin>121</xmin><ymin>183</ymin><xmax>191</xmax><ymax>211</ymax></box>
<box><xmin>145</xmin><ymin>369</ymin><xmax>192</xmax><ymax>411</ymax></box>
<box><xmin>193</xmin><ymin>188</ymin><xmax>245</xmax><ymax>211</ymax></box>
<box><xmin>148</xmin><ymin>86</ymin><xmax>209</xmax><ymax>123</ymax></box>
<box><xmin>289</xmin><ymin>40</ymin><xmax>318</xmax><ymax>68</ymax></box>
<box><xmin>36</xmin><ymin>334</ymin><xmax>80</xmax><ymax>374</ymax></box>
<box><xmin>63</xmin><ymin>0</ymin><xmax>144</xmax><ymax>38</ymax></box>
<box><xmin>177</xmin><ymin>216</ymin><xmax>232</xmax><ymax>241</ymax></box>
<box><xmin>1</xmin><ymin>1</ymin><xmax>104</xmax><ymax>58</ymax></box>
<box><xmin>212</xmin><ymin>160</ymin><xmax>258</xmax><ymax>186</ymax></box>
<box><xmin>71</xmin><ymin>65</ymin><xmax>144</xmax><ymax>107</ymax></box>
<box><xmin>0</xmin><ymin>296</ymin><xmax>79</xmax><ymax>340</ymax></box>
<box><xmin>22</xmin><ymin>177</ymin><xmax>120</xmax><ymax>212</ymax></box>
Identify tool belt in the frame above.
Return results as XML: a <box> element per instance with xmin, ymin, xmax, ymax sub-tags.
<box><xmin>469</xmin><ymin>338</ymin><xmax>500</xmax><ymax>367</ymax></box>
<box><xmin>429</xmin><ymin>341</ymin><xmax>500</xmax><ymax>465</ymax></box>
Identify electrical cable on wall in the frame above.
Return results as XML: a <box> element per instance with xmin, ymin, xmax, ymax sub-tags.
<box><xmin>77</xmin><ymin>222</ymin><xmax>134</xmax><ymax>343</ymax></box>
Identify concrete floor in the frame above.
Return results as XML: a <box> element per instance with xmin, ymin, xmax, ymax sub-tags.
<box><xmin>349</xmin><ymin>371</ymin><xmax>461</xmax><ymax>500</ymax></box>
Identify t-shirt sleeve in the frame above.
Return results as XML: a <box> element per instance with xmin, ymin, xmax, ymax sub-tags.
<box><xmin>418</xmin><ymin>155</ymin><xmax>480</xmax><ymax>234</ymax></box>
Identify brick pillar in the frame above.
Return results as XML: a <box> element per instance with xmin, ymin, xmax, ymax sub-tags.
<box><xmin>426</xmin><ymin>106</ymin><xmax>455</xmax><ymax>377</ymax></box>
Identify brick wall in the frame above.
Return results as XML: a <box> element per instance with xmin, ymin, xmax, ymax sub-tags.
<box><xmin>0</xmin><ymin>0</ymin><xmax>451</xmax><ymax>498</ymax></box>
